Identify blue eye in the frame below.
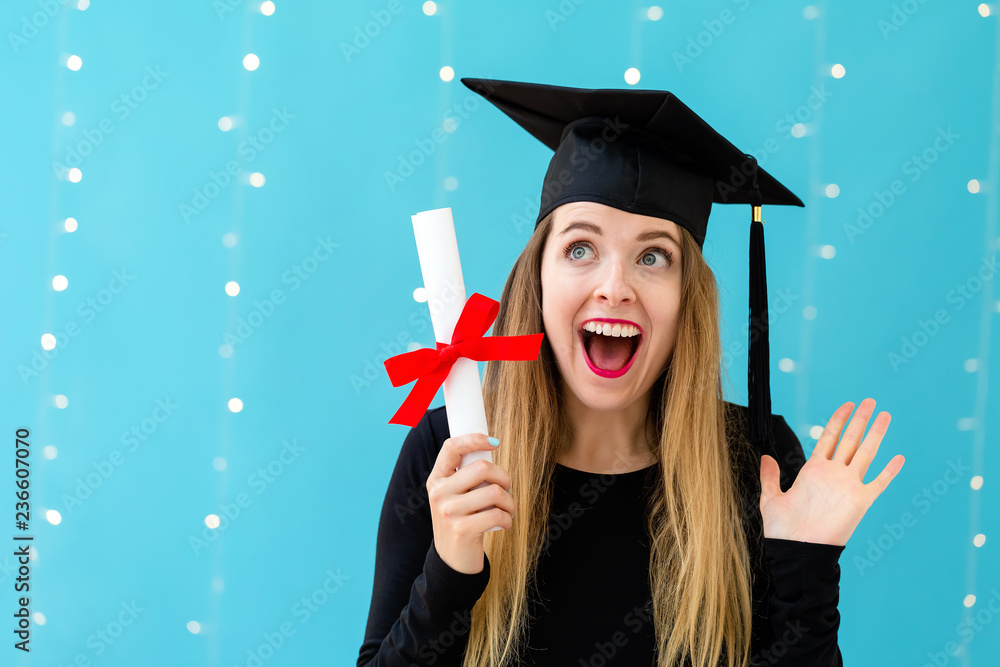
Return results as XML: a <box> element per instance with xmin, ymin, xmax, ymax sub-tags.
<box><xmin>562</xmin><ymin>241</ymin><xmax>674</xmax><ymax>268</ymax></box>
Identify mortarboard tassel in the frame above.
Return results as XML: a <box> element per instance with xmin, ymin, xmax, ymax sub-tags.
<box><xmin>745</xmin><ymin>155</ymin><xmax>775</xmax><ymax>453</ymax></box>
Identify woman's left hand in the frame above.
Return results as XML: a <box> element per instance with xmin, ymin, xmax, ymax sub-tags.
<box><xmin>759</xmin><ymin>398</ymin><xmax>905</xmax><ymax>546</ymax></box>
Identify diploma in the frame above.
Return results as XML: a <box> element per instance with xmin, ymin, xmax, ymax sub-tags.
<box><xmin>410</xmin><ymin>207</ymin><xmax>501</xmax><ymax>531</ymax></box>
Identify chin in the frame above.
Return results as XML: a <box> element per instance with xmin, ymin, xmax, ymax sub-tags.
<box><xmin>562</xmin><ymin>371</ymin><xmax>647</xmax><ymax>410</ymax></box>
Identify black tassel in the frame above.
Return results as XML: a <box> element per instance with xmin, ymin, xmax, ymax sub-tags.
<box><xmin>746</xmin><ymin>156</ymin><xmax>774</xmax><ymax>452</ymax></box>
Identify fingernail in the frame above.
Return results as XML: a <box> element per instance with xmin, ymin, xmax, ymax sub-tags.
<box><xmin>488</xmin><ymin>437</ymin><xmax>500</xmax><ymax>447</ymax></box>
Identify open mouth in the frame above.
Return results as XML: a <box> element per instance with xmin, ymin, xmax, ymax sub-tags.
<box><xmin>579</xmin><ymin>322</ymin><xmax>642</xmax><ymax>378</ymax></box>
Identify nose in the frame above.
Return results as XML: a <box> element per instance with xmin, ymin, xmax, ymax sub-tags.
<box><xmin>593</xmin><ymin>259</ymin><xmax>635</xmax><ymax>306</ymax></box>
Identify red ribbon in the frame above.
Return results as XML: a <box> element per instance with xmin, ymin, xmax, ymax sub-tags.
<box><xmin>383</xmin><ymin>292</ymin><xmax>545</xmax><ymax>427</ymax></box>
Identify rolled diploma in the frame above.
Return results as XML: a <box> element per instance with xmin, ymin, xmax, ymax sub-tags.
<box><xmin>411</xmin><ymin>207</ymin><xmax>502</xmax><ymax>532</ymax></box>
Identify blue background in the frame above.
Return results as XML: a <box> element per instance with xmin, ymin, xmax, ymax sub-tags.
<box><xmin>0</xmin><ymin>0</ymin><xmax>997</xmax><ymax>665</ymax></box>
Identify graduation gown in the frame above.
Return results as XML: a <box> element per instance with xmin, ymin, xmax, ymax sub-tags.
<box><xmin>357</xmin><ymin>403</ymin><xmax>844</xmax><ymax>666</ymax></box>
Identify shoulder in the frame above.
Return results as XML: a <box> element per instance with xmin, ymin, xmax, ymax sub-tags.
<box><xmin>395</xmin><ymin>405</ymin><xmax>451</xmax><ymax>478</ymax></box>
<box><xmin>723</xmin><ymin>401</ymin><xmax>805</xmax><ymax>492</ymax></box>
<box><xmin>425</xmin><ymin>404</ymin><xmax>451</xmax><ymax>441</ymax></box>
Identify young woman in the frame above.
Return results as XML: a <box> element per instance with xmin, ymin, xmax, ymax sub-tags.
<box><xmin>358</xmin><ymin>79</ymin><xmax>904</xmax><ymax>667</ymax></box>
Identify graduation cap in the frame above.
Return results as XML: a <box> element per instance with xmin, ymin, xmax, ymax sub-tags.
<box><xmin>461</xmin><ymin>76</ymin><xmax>805</xmax><ymax>453</ymax></box>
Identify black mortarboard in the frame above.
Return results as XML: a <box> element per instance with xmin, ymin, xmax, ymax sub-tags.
<box><xmin>461</xmin><ymin>77</ymin><xmax>805</xmax><ymax>453</ymax></box>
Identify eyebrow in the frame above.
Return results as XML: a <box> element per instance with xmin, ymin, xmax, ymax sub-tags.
<box><xmin>557</xmin><ymin>221</ymin><xmax>680</xmax><ymax>248</ymax></box>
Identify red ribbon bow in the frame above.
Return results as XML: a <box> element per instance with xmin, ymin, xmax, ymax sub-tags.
<box><xmin>383</xmin><ymin>292</ymin><xmax>545</xmax><ymax>427</ymax></box>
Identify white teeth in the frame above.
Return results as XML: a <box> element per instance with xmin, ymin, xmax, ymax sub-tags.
<box><xmin>582</xmin><ymin>321</ymin><xmax>640</xmax><ymax>337</ymax></box>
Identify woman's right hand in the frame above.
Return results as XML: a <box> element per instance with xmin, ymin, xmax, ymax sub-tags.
<box><xmin>426</xmin><ymin>433</ymin><xmax>515</xmax><ymax>575</ymax></box>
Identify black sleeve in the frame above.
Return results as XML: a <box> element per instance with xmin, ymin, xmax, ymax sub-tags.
<box><xmin>754</xmin><ymin>414</ymin><xmax>844</xmax><ymax>667</ymax></box>
<box><xmin>357</xmin><ymin>410</ymin><xmax>492</xmax><ymax>667</ymax></box>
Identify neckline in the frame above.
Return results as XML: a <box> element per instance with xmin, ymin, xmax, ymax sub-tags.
<box><xmin>554</xmin><ymin>461</ymin><xmax>658</xmax><ymax>477</ymax></box>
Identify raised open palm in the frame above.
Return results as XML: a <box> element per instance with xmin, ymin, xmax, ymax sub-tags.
<box><xmin>759</xmin><ymin>398</ymin><xmax>905</xmax><ymax>546</ymax></box>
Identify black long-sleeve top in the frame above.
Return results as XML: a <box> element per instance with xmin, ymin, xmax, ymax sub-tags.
<box><xmin>358</xmin><ymin>403</ymin><xmax>845</xmax><ymax>666</ymax></box>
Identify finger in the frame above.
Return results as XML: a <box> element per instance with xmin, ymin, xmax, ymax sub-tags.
<box><xmin>848</xmin><ymin>411</ymin><xmax>891</xmax><ymax>478</ymax></box>
<box><xmin>759</xmin><ymin>455</ymin><xmax>783</xmax><ymax>505</ymax></box>
<box><xmin>863</xmin><ymin>454</ymin><xmax>905</xmax><ymax>499</ymax></box>
<box><xmin>440</xmin><ymin>483</ymin><xmax>515</xmax><ymax>519</ymax></box>
<box><xmin>446</xmin><ymin>458</ymin><xmax>512</xmax><ymax>496</ymax></box>
<box><xmin>429</xmin><ymin>433</ymin><xmax>497</xmax><ymax>482</ymax></box>
<box><xmin>462</xmin><ymin>507</ymin><xmax>513</xmax><ymax>535</ymax></box>
<box><xmin>833</xmin><ymin>398</ymin><xmax>877</xmax><ymax>465</ymax></box>
<box><xmin>811</xmin><ymin>402</ymin><xmax>854</xmax><ymax>460</ymax></box>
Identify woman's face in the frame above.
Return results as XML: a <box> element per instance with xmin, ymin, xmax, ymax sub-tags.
<box><xmin>540</xmin><ymin>201</ymin><xmax>683</xmax><ymax>412</ymax></box>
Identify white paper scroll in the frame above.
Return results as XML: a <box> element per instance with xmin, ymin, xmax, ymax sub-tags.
<box><xmin>411</xmin><ymin>207</ymin><xmax>501</xmax><ymax>531</ymax></box>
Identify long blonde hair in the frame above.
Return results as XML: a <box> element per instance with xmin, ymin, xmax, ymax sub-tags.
<box><xmin>463</xmin><ymin>211</ymin><xmax>754</xmax><ymax>667</ymax></box>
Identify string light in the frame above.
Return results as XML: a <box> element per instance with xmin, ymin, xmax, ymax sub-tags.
<box><xmin>957</xmin><ymin>16</ymin><xmax>998</xmax><ymax>655</ymax></box>
<box><xmin>30</xmin><ymin>1</ymin><xmax>989</xmax><ymax>644</ymax></box>
<box><xmin>794</xmin><ymin>9</ymin><xmax>830</xmax><ymax>451</ymax></box>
